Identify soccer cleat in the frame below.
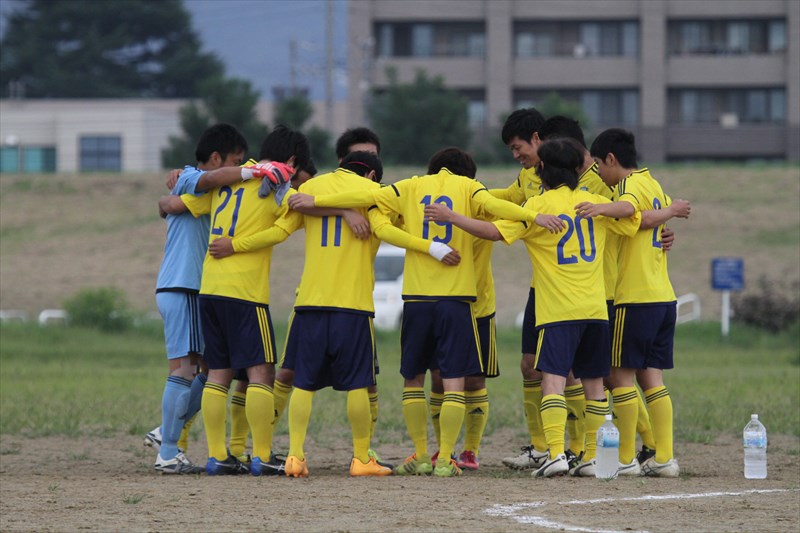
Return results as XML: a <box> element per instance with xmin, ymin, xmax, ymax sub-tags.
<box><xmin>154</xmin><ymin>452</ymin><xmax>204</xmax><ymax>475</ymax></box>
<box><xmin>368</xmin><ymin>448</ymin><xmax>394</xmax><ymax>470</ymax></box>
<box><xmin>205</xmin><ymin>455</ymin><xmax>250</xmax><ymax>476</ymax></box>
<box><xmin>618</xmin><ymin>458</ymin><xmax>643</xmax><ymax>476</ymax></box>
<box><xmin>430</xmin><ymin>450</ymin><xmax>439</xmax><ymax>465</ymax></box>
<box><xmin>235</xmin><ymin>453</ymin><xmax>251</xmax><ymax>466</ymax></box>
<box><xmin>569</xmin><ymin>458</ymin><xmax>597</xmax><ymax>477</ymax></box>
<box><xmin>642</xmin><ymin>457</ymin><xmax>680</xmax><ymax>478</ymax></box>
<box><xmin>565</xmin><ymin>449</ymin><xmax>583</xmax><ymax>470</ymax></box>
<box><xmin>250</xmin><ymin>454</ymin><xmax>286</xmax><ymax>476</ymax></box>
<box><xmin>502</xmin><ymin>445</ymin><xmax>549</xmax><ymax>470</ymax></box>
<box><xmin>637</xmin><ymin>445</ymin><xmax>656</xmax><ymax>465</ymax></box>
<box><xmin>433</xmin><ymin>458</ymin><xmax>462</xmax><ymax>478</ymax></box>
<box><xmin>350</xmin><ymin>457</ymin><xmax>393</xmax><ymax>477</ymax></box>
<box><xmin>394</xmin><ymin>453</ymin><xmax>433</xmax><ymax>476</ymax></box>
<box><xmin>456</xmin><ymin>450</ymin><xmax>479</xmax><ymax>471</ymax></box>
<box><xmin>532</xmin><ymin>453</ymin><xmax>569</xmax><ymax>478</ymax></box>
<box><xmin>143</xmin><ymin>427</ymin><xmax>162</xmax><ymax>452</ymax></box>
<box><xmin>285</xmin><ymin>455</ymin><xmax>309</xmax><ymax>478</ymax></box>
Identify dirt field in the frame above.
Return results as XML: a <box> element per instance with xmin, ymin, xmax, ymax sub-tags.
<box><xmin>1</xmin><ymin>429</ymin><xmax>798</xmax><ymax>532</ymax></box>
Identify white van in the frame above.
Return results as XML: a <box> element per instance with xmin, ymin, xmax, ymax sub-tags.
<box><xmin>373</xmin><ymin>243</ymin><xmax>405</xmax><ymax>330</ymax></box>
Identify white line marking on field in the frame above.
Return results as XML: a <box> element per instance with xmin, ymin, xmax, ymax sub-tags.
<box><xmin>484</xmin><ymin>489</ymin><xmax>796</xmax><ymax>533</ymax></box>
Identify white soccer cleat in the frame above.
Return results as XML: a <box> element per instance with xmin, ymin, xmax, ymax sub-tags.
<box><xmin>143</xmin><ymin>426</ymin><xmax>162</xmax><ymax>452</ymax></box>
<box><xmin>642</xmin><ymin>457</ymin><xmax>680</xmax><ymax>478</ymax></box>
<box><xmin>569</xmin><ymin>458</ymin><xmax>596</xmax><ymax>477</ymax></box>
<box><xmin>618</xmin><ymin>458</ymin><xmax>643</xmax><ymax>476</ymax></box>
<box><xmin>154</xmin><ymin>452</ymin><xmax>204</xmax><ymax>475</ymax></box>
<box><xmin>502</xmin><ymin>445</ymin><xmax>549</xmax><ymax>470</ymax></box>
<box><xmin>532</xmin><ymin>453</ymin><xmax>569</xmax><ymax>478</ymax></box>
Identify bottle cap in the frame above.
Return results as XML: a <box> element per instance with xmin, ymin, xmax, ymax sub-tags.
<box><xmin>751</xmin><ymin>414</ymin><xmax>758</xmax><ymax>419</ymax></box>
<box><xmin>605</xmin><ymin>414</ymin><xmax>613</xmax><ymax>421</ymax></box>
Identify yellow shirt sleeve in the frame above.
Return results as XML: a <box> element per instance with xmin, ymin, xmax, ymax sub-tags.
<box><xmin>180</xmin><ymin>193</ymin><xmax>211</xmax><ymax>217</ymax></box>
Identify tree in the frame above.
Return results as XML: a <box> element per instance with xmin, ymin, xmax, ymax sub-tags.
<box><xmin>368</xmin><ymin>68</ymin><xmax>471</xmax><ymax>166</ymax></box>
<box><xmin>0</xmin><ymin>0</ymin><xmax>224</xmax><ymax>98</ymax></box>
<box><xmin>536</xmin><ymin>92</ymin><xmax>592</xmax><ymax>133</ymax></box>
<box><xmin>273</xmin><ymin>93</ymin><xmax>334</xmax><ymax>168</ymax></box>
<box><xmin>161</xmin><ymin>77</ymin><xmax>269</xmax><ymax>168</ymax></box>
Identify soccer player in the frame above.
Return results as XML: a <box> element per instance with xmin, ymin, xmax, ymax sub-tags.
<box><xmin>288</xmin><ymin>147</ymin><xmax>565</xmax><ymax>477</ymax></box>
<box><xmin>580</xmin><ymin>128</ymin><xmax>691</xmax><ymax>477</ymax></box>
<box><xmin>426</xmin><ymin>150</ymin><xmax>497</xmax><ymax>471</ymax></box>
<box><xmin>159</xmin><ymin>125</ymin><xmax>309</xmax><ymax>476</ymax></box>
<box><xmin>150</xmin><ymin>123</ymin><xmax>247</xmax><ymax>474</ymax></box>
<box><xmin>424</xmin><ymin>138</ymin><xmax>641</xmax><ymax>477</ymax></box>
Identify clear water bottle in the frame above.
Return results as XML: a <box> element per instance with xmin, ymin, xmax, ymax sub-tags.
<box><xmin>595</xmin><ymin>414</ymin><xmax>619</xmax><ymax>479</ymax></box>
<box><xmin>743</xmin><ymin>414</ymin><xmax>767</xmax><ymax>479</ymax></box>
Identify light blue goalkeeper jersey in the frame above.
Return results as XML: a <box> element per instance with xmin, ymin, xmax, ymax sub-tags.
<box><xmin>155</xmin><ymin>166</ymin><xmax>209</xmax><ymax>292</ymax></box>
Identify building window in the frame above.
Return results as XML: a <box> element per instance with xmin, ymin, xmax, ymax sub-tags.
<box><xmin>669</xmin><ymin>88</ymin><xmax>786</xmax><ymax>124</ymax></box>
<box><xmin>375</xmin><ymin>22</ymin><xmax>485</xmax><ymax>57</ymax></box>
<box><xmin>514</xmin><ymin>89</ymin><xmax>639</xmax><ymax>127</ymax></box>
<box><xmin>515</xmin><ymin>20</ymin><xmax>638</xmax><ymax>57</ymax></box>
<box><xmin>80</xmin><ymin>135</ymin><xmax>121</xmax><ymax>171</ymax></box>
<box><xmin>668</xmin><ymin>19</ymin><xmax>787</xmax><ymax>55</ymax></box>
<box><xmin>0</xmin><ymin>146</ymin><xmax>56</xmax><ymax>173</ymax></box>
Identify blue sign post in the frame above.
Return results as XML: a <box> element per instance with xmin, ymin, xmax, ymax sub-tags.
<box><xmin>711</xmin><ymin>257</ymin><xmax>744</xmax><ymax>336</ymax></box>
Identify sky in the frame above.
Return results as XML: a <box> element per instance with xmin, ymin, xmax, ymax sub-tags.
<box><xmin>0</xmin><ymin>0</ymin><xmax>349</xmax><ymax>101</ymax></box>
<box><xmin>185</xmin><ymin>0</ymin><xmax>348</xmax><ymax>101</ymax></box>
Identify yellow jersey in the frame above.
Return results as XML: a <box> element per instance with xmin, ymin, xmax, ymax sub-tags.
<box><xmin>577</xmin><ymin>164</ymin><xmax>617</xmax><ymax>300</ymax></box>
<box><xmin>494</xmin><ymin>186</ymin><xmax>640</xmax><ymax>326</ymax></box>
<box><xmin>489</xmin><ymin>166</ymin><xmax>543</xmax><ymax>205</ymax></box>
<box><xmin>181</xmin><ymin>179</ymin><xmax>286</xmax><ymax>304</ymax></box>
<box><xmin>615</xmin><ymin>168</ymin><xmax>676</xmax><ymax>305</ymax></box>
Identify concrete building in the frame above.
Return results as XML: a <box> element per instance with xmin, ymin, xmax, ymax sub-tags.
<box><xmin>0</xmin><ymin>98</ymin><xmax>349</xmax><ymax>173</ymax></box>
<box><xmin>347</xmin><ymin>0</ymin><xmax>800</xmax><ymax>162</ymax></box>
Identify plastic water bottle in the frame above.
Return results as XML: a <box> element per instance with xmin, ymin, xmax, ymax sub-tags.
<box><xmin>743</xmin><ymin>414</ymin><xmax>767</xmax><ymax>479</ymax></box>
<box><xmin>595</xmin><ymin>414</ymin><xmax>619</xmax><ymax>479</ymax></box>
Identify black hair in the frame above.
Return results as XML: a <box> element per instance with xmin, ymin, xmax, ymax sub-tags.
<box><xmin>537</xmin><ymin>138</ymin><xmax>583</xmax><ymax>190</ymax></box>
<box><xmin>301</xmin><ymin>158</ymin><xmax>317</xmax><ymax>177</ymax></box>
<box><xmin>501</xmin><ymin>108</ymin><xmax>545</xmax><ymax>145</ymax></box>
<box><xmin>195</xmin><ymin>123</ymin><xmax>247</xmax><ymax>164</ymax></box>
<box><xmin>589</xmin><ymin>128</ymin><xmax>638</xmax><ymax>168</ymax></box>
<box><xmin>539</xmin><ymin>115</ymin><xmax>587</xmax><ymax>148</ymax></box>
<box><xmin>427</xmin><ymin>147</ymin><xmax>477</xmax><ymax>179</ymax></box>
<box><xmin>258</xmin><ymin>125</ymin><xmax>310</xmax><ymax>170</ymax></box>
<box><xmin>335</xmin><ymin>127</ymin><xmax>381</xmax><ymax>159</ymax></box>
<box><xmin>340</xmin><ymin>150</ymin><xmax>383</xmax><ymax>183</ymax></box>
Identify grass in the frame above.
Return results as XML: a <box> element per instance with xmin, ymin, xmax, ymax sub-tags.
<box><xmin>1</xmin><ymin>321</ymin><xmax>797</xmax><ymax>443</ymax></box>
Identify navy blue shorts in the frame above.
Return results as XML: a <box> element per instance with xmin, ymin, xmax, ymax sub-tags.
<box><xmin>534</xmin><ymin>321</ymin><xmax>610</xmax><ymax>379</ymax></box>
<box><xmin>477</xmin><ymin>314</ymin><xmax>499</xmax><ymax>378</ymax></box>
<box><xmin>521</xmin><ymin>288</ymin><xmax>537</xmax><ymax>354</ymax></box>
<box><xmin>199</xmin><ymin>296</ymin><xmax>276</xmax><ymax>371</ymax></box>
<box><xmin>400</xmin><ymin>300</ymin><xmax>482</xmax><ymax>380</ymax></box>
<box><xmin>284</xmin><ymin>310</ymin><xmax>376</xmax><ymax>391</ymax></box>
<box><xmin>607</xmin><ymin>300</ymin><xmax>616</xmax><ymax>340</ymax></box>
<box><xmin>611</xmin><ymin>303</ymin><xmax>676</xmax><ymax>370</ymax></box>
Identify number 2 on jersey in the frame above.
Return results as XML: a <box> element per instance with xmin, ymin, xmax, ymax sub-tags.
<box><xmin>210</xmin><ymin>186</ymin><xmax>244</xmax><ymax>237</ymax></box>
<box><xmin>556</xmin><ymin>214</ymin><xmax>596</xmax><ymax>265</ymax></box>
<box><xmin>420</xmin><ymin>195</ymin><xmax>453</xmax><ymax>244</ymax></box>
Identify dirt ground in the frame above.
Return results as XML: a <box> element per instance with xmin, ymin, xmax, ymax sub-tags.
<box><xmin>1</xmin><ymin>430</ymin><xmax>798</xmax><ymax>533</ymax></box>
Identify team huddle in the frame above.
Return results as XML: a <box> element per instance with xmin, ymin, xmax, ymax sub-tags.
<box><xmin>147</xmin><ymin>107</ymin><xmax>691</xmax><ymax>479</ymax></box>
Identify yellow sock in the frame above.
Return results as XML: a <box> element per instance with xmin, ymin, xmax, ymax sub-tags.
<box><xmin>463</xmin><ymin>389</ymin><xmax>489</xmax><ymax>454</ymax></box>
<box><xmin>288</xmin><ymin>388</ymin><xmax>315</xmax><ymax>461</ymax></box>
<box><xmin>540</xmin><ymin>394</ymin><xmax>567</xmax><ymax>459</ymax></box>
<box><xmin>177</xmin><ymin>412</ymin><xmax>198</xmax><ymax>452</ymax></box>
<box><xmin>229</xmin><ymin>391</ymin><xmax>248</xmax><ymax>458</ymax></box>
<box><xmin>564</xmin><ymin>384</ymin><xmax>585</xmax><ymax>455</ymax></box>
<box><xmin>523</xmin><ymin>380</ymin><xmax>547</xmax><ymax>451</ymax></box>
<box><xmin>644</xmin><ymin>386</ymin><xmax>674</xmax><ymax>463</ymax></box>
<box><xmin>438</xmin><ymin>392</ymin><xmax>466</xmax><ymax>463</ymax></box>
<box><xmin>612</xmin><ymin>387</ymin><xmax>639</xmax><ymax>464</ymax></box>
<box><xmin>348</xmin><ymin>388</ymin><xmax>371</xmax><ymax>463</ymax></box>
<box><xmin>429</xmin><ymin>391</ymin><xmax>443</xmax><ymax>447</ymax></box>
<box><xmin>636</xmin><ymin>387</ymin><xmax>656</xmax><ymax>450</ymax></box>
<box><xmin>246</xmin><ymin>383</ymin><xmax>274</xmax><ymax>461</ymax></box>
<box><xmin>272</xmin><ymin>380</ymin><xmax>293</xmax><ymax>427</ymax></box>
<box><xmin>201</xmin><ymin>382</ymin><xmax>229</xmax><ymax>461</ymax></box>
<box><xmin>583</xmin><ymin>399</ymin><xmax>609</xmax><ymax>461</ymax></box>
<box><xmin>369</xmin><ymin>391</ymin><xmax>379</xmax><ymax>442</ymax></box>
<box><xmin>402</xmin><ymin>387</ymin><xmax>429</xmax><ymax>458</ymax></box>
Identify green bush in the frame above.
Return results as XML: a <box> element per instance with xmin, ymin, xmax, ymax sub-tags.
<box><xmin>732</xmin><ymin>276</ymin><xmax>800</xmax><ymax>333</ymax></box>
<box><xmin>63</xmin><ymin>287</ymin><xmax>132</xmax><ymax>332</ymax></box>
